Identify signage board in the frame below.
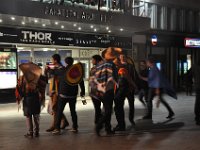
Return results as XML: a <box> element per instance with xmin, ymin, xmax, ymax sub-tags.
<box><xmin>0</xmin><ymin>27</ymin><xmax>132</xmax><ymax>49</ymax></box>
<box><xmin>184</xmin><ymin>38</ymin><xmax>200</xmax><ymax>48</ymax></box>
<box><xmin>151</xmin><ymin>35</ymin><xmax>158</xmax><ymax>46</ymax></box>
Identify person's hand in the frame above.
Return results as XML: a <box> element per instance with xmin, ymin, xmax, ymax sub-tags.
<box><xmin>156</xmin><ymin>98</ymin><xmax>160</xmax><ymax>108</ymax></box>
<box><xmin>155</xmin><ymin>88</ymin><xmax>160</xmax><ymax>95</ymax></box>
<box><xmin>80</xmin><ymin>91</ymin><xmax>85</xmax><ymax>97</ymax></box>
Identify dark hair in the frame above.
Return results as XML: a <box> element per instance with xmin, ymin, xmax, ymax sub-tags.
<box><xmin>92</xmin><ymin>55</ymin><xmax>103</xmax><ymax>62</ymax></box>
<box><xmin>147</xmin><ymin>56</ymin><xmax>155</xmax><ymax>64</ymax></box>
<box><xmin>140</xmin><ymin>60</ymin><xmax>146</xmax><ymax>64</ymax></box>
<box><xmin>52</xmin><ymin>54</ymin><xmax>62</xmax><ymax>65</ymax></box>
<box><xmin>65</xmin><ymin>57</ymin><xmax>74</xmax><ymax>66</ymax></box>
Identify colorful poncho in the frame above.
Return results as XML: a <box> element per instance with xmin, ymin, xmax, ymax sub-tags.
<box><xmin>91</xmin><ymin>61</ymin><xmax>117</xmax><ymax>98</ymax></box>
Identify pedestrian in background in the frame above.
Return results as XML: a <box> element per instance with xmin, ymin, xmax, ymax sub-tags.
<box><xmin>142</xmin><ymin>57</ymin><xmax>175</xmax><ymax>120</ymax></box>
<box><xmin>188</xmin><ymin>60</ymin><xmax>200</xmax><ymax>125</ymax></box>
<box><xmin>138</xmin><ymin>60</ymin><xmax>149</xmax><ymax>106</ymax></box>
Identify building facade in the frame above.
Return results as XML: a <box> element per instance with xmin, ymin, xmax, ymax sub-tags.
<box><xmin>133</xmin><ymin>0</ymin><xmax>200</xmax><ymax>90</ymax></box>
<box><xmin>0</xmin><ymin>0</ymin><xmax>150</xmax><ymax>100</ymax></box>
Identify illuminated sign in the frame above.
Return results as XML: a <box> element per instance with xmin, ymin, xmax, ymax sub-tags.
<box><xmin>21</xmin><ymin>31</ymin><xmax>55</xmax><ymax>44</ymax></box>
<box><xmin>151</xmin><ymin>35</ymin><xmax>157</xmax><ymax>46</ymax></box>
<box><xmin>44</xmin><ymin>6</ymin><xmax>112</xmax><ymax>23</ymax></box>
<box><xmin>185</xmin><ymin>38</ymin><xmax>200</xmax><ymax>48</ymax></box>
<box><xmin>0</xmin><ymin>72</ymin><xmax>17</xmax><ymax>89</ymax></box>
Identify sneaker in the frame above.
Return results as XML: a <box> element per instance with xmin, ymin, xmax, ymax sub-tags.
<box><xmin>52</xmin><ymin>129</ymin><xmax>61</xmax><ymax>135</ymax></box>
<box><xmin>46</xmin><ymin>127</ymin><xmax>55</xmax><ymax>132</ymax></box>
<box><xmin>24</xmin><ymin>133</ymin><xmax>33</xmax><ymax>138</ymax></box>
<box><xmin>113</xmin><ymin>125</ymin><xmax>125</xmax><ymax>132</ymax></box>
<box><xmin>95</xmin><ymin>124</ymin><xmax>103</xmax><ymax>136</ymax></box>
<box><xmin>166</xmin><ymin>112</ymin><xmax>175</xmax><ymax>119</ymax></box>
<box><xmin>34</xmin><ymin>132</ymin><xmax>39</xmax><ymax>137</ymax></box>
<box><xmin>106</xmin><ymin>129</ymin><xmax>115</xmax><ymax>135</ymax></box>
<box><xmin>69</xmin><ymin>128</ymin><xmax>78</xmax><ymax>133</ymax></box>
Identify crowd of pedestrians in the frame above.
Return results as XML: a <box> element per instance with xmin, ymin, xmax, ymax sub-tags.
<box><xmin>15</xmin><ymin>48</ymin><xmax>200</xmax><ymax>138</ymax></box>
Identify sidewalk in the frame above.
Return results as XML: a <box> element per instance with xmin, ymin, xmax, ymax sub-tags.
<box><xmin>0</xmin><ymin>93</ymin><xmax>200</xmax><ymax>150</ymax></box>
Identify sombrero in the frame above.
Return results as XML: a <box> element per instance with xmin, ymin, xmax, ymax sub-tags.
<box><xmin>65</xmin><ymin>62</ymin><xmax>84</xmax><ymax>86</ymax></box>
<box><xmin>19</xmin><ymin>62</ymin><xmax>42</xmax><ymax>89</ymax></box>
<box><xmin>101</xmin><ymin>47</ymin><xmax>123</xmax><ymax>61</ymax></box>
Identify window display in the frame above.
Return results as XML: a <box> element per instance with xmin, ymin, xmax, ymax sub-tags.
<box><xmin>0</xmin><ymin>51</ymin><xmax>17</xmax><ymax>70</ymax></box>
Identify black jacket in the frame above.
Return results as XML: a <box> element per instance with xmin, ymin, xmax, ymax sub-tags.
<box><xmin>48</xmin><ymin>65</ymin><xmax>85</xmax><ymax>97</ymax></box>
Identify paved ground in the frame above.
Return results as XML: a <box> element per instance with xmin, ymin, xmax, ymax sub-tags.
<box><xmin>0</xmin><ymin>93</ymin><xmax>200</xmax><ymax>150</ymax></box>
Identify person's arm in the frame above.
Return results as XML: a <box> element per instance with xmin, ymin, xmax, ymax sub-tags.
<box><xmin>79</xmin><ymin>80</ymin><xmax>85</xmax><ymax>97</ymax></box>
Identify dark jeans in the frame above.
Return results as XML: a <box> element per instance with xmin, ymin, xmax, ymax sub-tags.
<box><xmin>138</xmin><ymin>88</ymin><xmax>148</xmax><ymax>104</ymax></box>
<box><xmin>146</xmin><ymin>88</ymin><xmax>174</xmax><ymax>117</ymax></box>
<box><xmin>97</xmin><ymin>90</ymin><xmax>114</xmax><ymax>132</ymax></box>
<box><xmin>114</xmin><ymin>87</ymin><xmax>135</xmax><ymax>127</ymax></box>
<box><xmin>127</xmin><ymin>91</ymin><xmax>135</xmax><ymax>123</ymax></box>
<box><xmin>55</xmin><ymin>96</ymin><xmax>78</xmax><ymax>130</ymax></box>
<box><xmin>195</xmin><ymin>88</ymin><xmax>200</xmax><ymax>122</ymax></box>
<box><xmin>92</xmin><ymin>98</ymin><xmax>102</xmax><ymax>124</ymax></box>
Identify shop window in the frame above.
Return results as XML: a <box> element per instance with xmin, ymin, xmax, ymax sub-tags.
<box><xmin>34</xmin><ymin>50</ymin><xmax>56</xmax><ymax>58</ymax></box>
<box><xmin>18</xmin><ymin>51</ymin><xmax>31</xmax><ymax>57</ymax></box>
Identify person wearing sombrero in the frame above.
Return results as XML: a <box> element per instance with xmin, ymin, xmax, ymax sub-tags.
<box><xmin>16</xmin><ymin>62</ymin><xmax>44</xmax><ymax>138</ymax></box>
<box><xmin>52</xmin><ymin>57</ymin><xmax>85</xmax><ymax>134</ymax></box>
<box><xmin>94</xmin><ymin>48</ymin><xmax>119</xmax><ymax>136</ymax></box>
<box><xmin>113</xmin><ymin>53</ymin><xmax>139</xmax><ymax>132</ymax></box>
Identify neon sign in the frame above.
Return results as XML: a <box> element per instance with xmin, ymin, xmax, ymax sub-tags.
<box><xmin>185</xmin><ymin>38</ymin><xmax>200</xmax><ymax>48</ymax></box>
<box><xmin>151</xmin><ymin>35</ymin><xmax>157</xmax><ymax>46</ymax></box>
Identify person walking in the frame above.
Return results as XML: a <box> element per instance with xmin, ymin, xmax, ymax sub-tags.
<box><xmin>143</xmin><ymin>57</ymin><xmax>175</xmax><ymax>120</ymax></box>
<box><xmin>45</xmin><ymin>54</ymin><xmax>69</xmax><ymax>132</ymax></box>
<box><xmin>138</xmin><ymin>60</ymin><xmax>149</xmax><ymax>106</ymax></box>
<box><xmin>52</xmin><ymin>57</ymin><xmax>85</xmax><ymax>134</ymax></box>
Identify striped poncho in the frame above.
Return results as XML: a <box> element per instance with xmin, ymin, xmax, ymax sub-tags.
<box><xmin>94</xmin><ymin>61</ymin><xmax>117</xmax><ymax>97</ymax></box>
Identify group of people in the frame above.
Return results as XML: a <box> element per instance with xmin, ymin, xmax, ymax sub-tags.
<box><xmin>15</xmin><ymin>48</ymin><xmax>180</xmax><ymax>138</ymax></box>
<box><xmin>16</xmin><ymin>54</ymin><xmax>85</xmax><ymax>138</ymax></box>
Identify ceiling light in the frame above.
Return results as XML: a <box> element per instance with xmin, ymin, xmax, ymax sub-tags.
<box><xmin>55</xmin><ymin>21</ymin><xmax>59</xmax><ymax>25</ymax></box>
<box><xmin>94</xmin><ymin>28</ymin><xmax>97</xmax><ymax>32</ymax></box>
<box><xmin>21</xmin><ymin>21</ymin><xmax>25</xmax><ymax>25</ymax></box>
<box><xmin>61</xmin><ymin>25</ymin><xmax>64</xmax><ymax>29</ymax></box>
<box><xmin>0</xmin><ymin>19</ymin><xmax>2</xmax><ymax>23</ymax></box>
<box><xmin>42</xmin><ymin>24</ymin><xmax>46</xmax><ymax>27</ymax></box>
<box><xmin>106</xmin><ymin>27</ymin><xmax>109</xmax><ymax>30</ymax></box>
<box><xmin>73</xmin><ymin>24</ymin><xmax>77</xmax><ymax>27</ymax></box>
<box><xmin>120</xmin><ymin>28</ymin><xmax>124</xmax><ymax>31</ymax></box>
<box><xmin>17</xmin><ymin>47</ymin><xmax>24</xmax><ymax>50</ymax></box>
<box><xmin>34</xmin><ymin>19</ymin><xmax>38</xmax><ymax>23</ymax></box>
<box><xmin>108</xmin><ymin>30</ymin><xmax>111</xmax><ymax>33</ymax></box>
<box><xmin>43</xmin><ymin>48</ymin><xmax>48</xmax><ymax>51</ymax></box>
<box><xmin>11</xmin><ymin>17</ymin><xmax>15</xmax><ymax>21</ymax></box>
<box><xmin>90</xmin><ymin>25</ymin><xmax>94</xmax><ymax>28</ymax></box>
<box><xmin>78</xmin><ymin>27</ymin><xmax>81</xmax><ymax>30</ymax></box>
